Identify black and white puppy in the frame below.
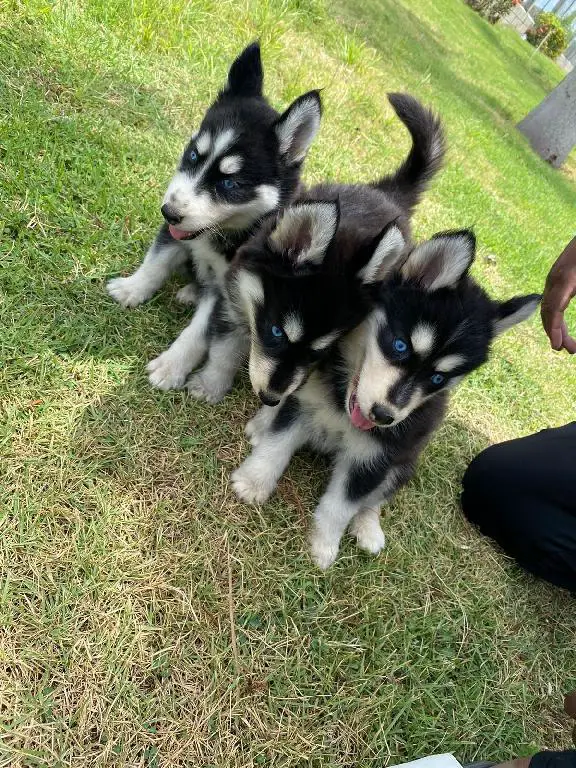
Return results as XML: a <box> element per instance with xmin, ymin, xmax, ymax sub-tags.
<box><xmin>232</xmin><ymin>230</ymin><xmax>541</xmax><ymax>569</ymax></box>
<box><xmin>106</xmin><ymin>42</ymin><xmax>321</xmax><ymax>392</ymax></box>
<box><xmin>225</xmin><ymin>92</ymin><xmax>445</xmax><ymax>406</ymax></box>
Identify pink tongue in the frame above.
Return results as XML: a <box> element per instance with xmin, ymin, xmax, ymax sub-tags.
<box><xmin>168</xmin><ymin>224</ymin><xmax>193</xmax><ymax>240</ymax></box>
<box><xmin>350</xmin><ymin>401</ymin><xmax>376</xmax><ymax>431</ymax></box>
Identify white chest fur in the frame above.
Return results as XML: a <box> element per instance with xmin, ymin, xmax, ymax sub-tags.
<box><xmin>188</xmin><ymin>234</ymin><xmax>229</xmax><ymax>288</ymax></box>
<box><xmin>297</xmin><ymin>374</ymin><xmax>380</xmax><ymax>461</ymax></box>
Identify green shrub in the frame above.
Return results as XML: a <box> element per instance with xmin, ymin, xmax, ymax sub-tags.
<box><xmin>466</xmin><ymin>0</ymin><xmax>513</xmax><ymax>24</ymax></box>
<box><xmin>526</xmin><ymin>11</ymin><xmax>568</xmax><ymax>58</ymax></box>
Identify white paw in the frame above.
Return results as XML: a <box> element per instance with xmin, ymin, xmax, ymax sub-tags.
<box><xmin>309</xmin><ymin>531</ymin><xmax>339</xmax><ymax>571</ymax></box>
<box><xmin>244</xmin><ymin>418</ymin><xmax>261</xmax><ymax>446</ymax></box>
<box><xmin>147</xmin><ymin>352</ymin><xmax>189</xmax><ymax>390</ymax></box>
<box><xmin>244</xmin><ymin>409</ymin><xmax>276</xmax><ymax>446</ymax></box>
<box><xmin>350</xmin><ymin>516</ymin><xmax>386</xmax><ymax>555</ymax></box>
<box><xmin>107</xmin><ymin>275</ymin><xmax>156</xmax><ymax>307</ymax></box>
<box><xmin>175</xmin><ymin>284</ymin><xmax>198</xmax><ymax>305</ymax></box>
<box><xmin>187</xmin><ymin>373</ymin><xmax>228</xmax><ymax>404</ymax></box>
<box><xmin>231</xmin><ymin>466</ymin><xmax>275</xmax><ymax>505</ymax></box>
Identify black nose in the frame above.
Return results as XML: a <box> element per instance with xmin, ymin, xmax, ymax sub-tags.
<box><xmin>370</xmin><ymin>404</ymin><xmax>395</xmax><ymax>426</ymax></box>
<box><xmin>259</xmin><ymin>391</ymin><xmax>280</xmax><ymax>407</ymax></box>
<box><xmin>161</xmin><ymin>203</ymin><xmax>183</xmax><ymax>226</ymax></box>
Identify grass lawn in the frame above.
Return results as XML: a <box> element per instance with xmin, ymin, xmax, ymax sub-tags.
<box><xmin>1</xmin><ymin>0</ymin><xmax>576</xmax><ymax>765</ymax></box>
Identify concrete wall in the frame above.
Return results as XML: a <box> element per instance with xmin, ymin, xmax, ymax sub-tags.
<box><xmin>556</xmin><ymin>53</ymin><xmax>575</xmax><ymax>71</ymax></box>
<box><xmin>500</xmin><ymin>5</ymin><xmax>535</xmax><ymax>34</ymax></box>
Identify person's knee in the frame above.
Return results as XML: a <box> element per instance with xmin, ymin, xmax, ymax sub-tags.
<box><xmin>463</xmin><ymin>445</ymin><xmax>498</xmax><ymax>495</ymax></box>
<box><xmin>462</xmin><ymin>443</ymin><xmax>511</xmax><ymax>519</ymax></box>
<box><xmin>461</xmin><ymin>438</ymin><xmax>532</xmax><ymax>535</ymax></box>
<box><xmin>462</xmin><ymin>437</ymin><xmax>576</xmax><ymax>591</ymax></box>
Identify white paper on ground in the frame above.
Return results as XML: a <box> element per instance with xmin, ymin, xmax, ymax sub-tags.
<box><xmin>388</xmin><ymin>754</ymin><xmax>463</xmax><ymax>768</ymax></box>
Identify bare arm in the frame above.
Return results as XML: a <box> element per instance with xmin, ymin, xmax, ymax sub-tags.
<box><xmin>541</xmin><ymin>235</ymin><xmax>576</xmax><ymax>354</ymax></box>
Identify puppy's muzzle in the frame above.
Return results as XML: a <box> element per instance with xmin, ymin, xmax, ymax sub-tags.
<box><xmin>160</xmin><ymin>203</ymin><xmax>183</xmax><ymax>226</ymax></box>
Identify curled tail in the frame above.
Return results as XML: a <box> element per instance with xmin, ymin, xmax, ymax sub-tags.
<box><xmin>374</xmin><ymin>92</ymin><xmax>445</xmax><ymax>213</ymax></box>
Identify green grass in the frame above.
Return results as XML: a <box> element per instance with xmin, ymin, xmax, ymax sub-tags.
<box><xmin>1</xmin><ymin>0</ymin><xmax>576</xmax><ymax>765</ymax></box>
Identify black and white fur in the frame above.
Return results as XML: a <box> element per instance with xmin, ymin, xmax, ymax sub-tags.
<box><xmin>106</xmin><ymin>42</ymin><xmax>321</xmax><ymax>394</ymax></box>
<box><xmin>226</xmin><ymin>92</ymin><xmax>446</xmax><ymax>406</ymax></box>
<box><xmin>232</xmin><ymin>230</ymin><xmax>541</xmax><ymax>569</ymax></box>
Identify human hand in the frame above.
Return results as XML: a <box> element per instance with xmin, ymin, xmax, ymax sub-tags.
<box><xmin>541</xmin><ymin>237</ymin><xmax>576</xmax><ymax>354</ymax></box>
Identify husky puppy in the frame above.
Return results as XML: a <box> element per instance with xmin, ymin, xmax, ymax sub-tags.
<box><xmin>232</xmin><ymin>229</ymin><xmax>541</xmax><ymax>569</ymax></box>
<box><xmin>106</xmin><ymin>42</ymin><xmax>322</xmax><ymax>391</ymax></box>
<box><xmin>223</xmin><ymin>93</ymin><xmax>445</xmax><ymax>406</ymax></box>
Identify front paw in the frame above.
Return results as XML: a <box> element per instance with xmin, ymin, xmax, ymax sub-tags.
<box><xmin>244</xmin><ymin>408</ymin><xmax>275</xmax><ymax>446</ymax></box>
<box><xmin>309</xmin><ymin>530</ymin><xmax>340</xmax><ymax>571</ymax></box>
<box><xmin>231</xmin><ymin>464</ymin><xmax>275</xmax><ymax>505</ymax></box>
<box><xmin>147</xmin><ymin>352</ymin><xmax>189</xmax><ymax>390</ymax></box>
<box><xmin>187</xmin><ymin>372</ymin><xmax>228</xmax><ymax>404</ymax></box>
<box><xmin>244</xmin><ymin>416</ymin><xmax>263</xmax><ymax>446</ymax></box>
<box><xmin>175</xmin><ymin>284</ymin><xmax>198</xmax><ymax>305</ymax></box>
<box><xmin>107</xmin><ymin>275</ymin><xmax>155</xmax><ymax>307</ymax></box>
<box><xmin>350</xmin><ymin>514</ymin><xmax>386</xmax><ymax>555</ymax></box>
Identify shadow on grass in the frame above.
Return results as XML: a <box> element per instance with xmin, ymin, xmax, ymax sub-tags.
<box><xmin>71</xmin><ymin>369</ymin><xmax>571</xmax><ymax>605</ymax></box>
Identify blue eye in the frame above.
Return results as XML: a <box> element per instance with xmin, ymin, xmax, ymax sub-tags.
<box><xmin>219</xmin><ymin>178</ymin><xmax>238</xmax><ymax>190</ymax></box>
<box><xmin>189</xmin><ymin>150</ymin><xmax>198</xmax><ymax>162</ymax></box>
<box><xmin>393</xmin><ymin>338</ymin><xmax>408</xmax><ymax>354</ymax></box>
<box><xmin>431</xmin><ymin>373</ymin><xmax>445</xmax><ymax>386</ymax></box>
<box><xmin>271</xmin><ymin>325</ymin><xmax>284</xmax><ymax>338</ymax></box>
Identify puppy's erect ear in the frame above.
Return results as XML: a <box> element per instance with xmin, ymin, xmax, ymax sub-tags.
<box><xmin>493</xmin><ymin>294</ymin><xmax>541</xmax><ymax>336</ymax></box>
<box><xmin>401</xmin><ymin>230</ymin><xmax>476</xmax><ymax>291</ymax></box>
<box><xmin>275</xmin><ymin>90</ymin><xmax>322</xmax><ymax>165</ymax></box>
<box><xmin>269</xmin><ymin>200</ymin><xmax>339</xmax><ymax>268</ymax></box>
<box><xmin>357</xmin><ymin>222</ymin><xmax>407</xmax><ymax>284</ymax></box>
<box><xmin>226</xmin><ymin>41</ymin><xmax>263</xmax><ymax>98</ymax></box>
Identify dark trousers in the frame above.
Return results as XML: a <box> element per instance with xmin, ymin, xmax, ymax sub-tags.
<box><xmin>531</xmin><ymin>752</ymin><xmax>576</xmax><ymax>768</ymax></box>
<box><xmin>461</xmin><ymin>422</ymin><xmax>576</xmax><ymax>592</ymax></box>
